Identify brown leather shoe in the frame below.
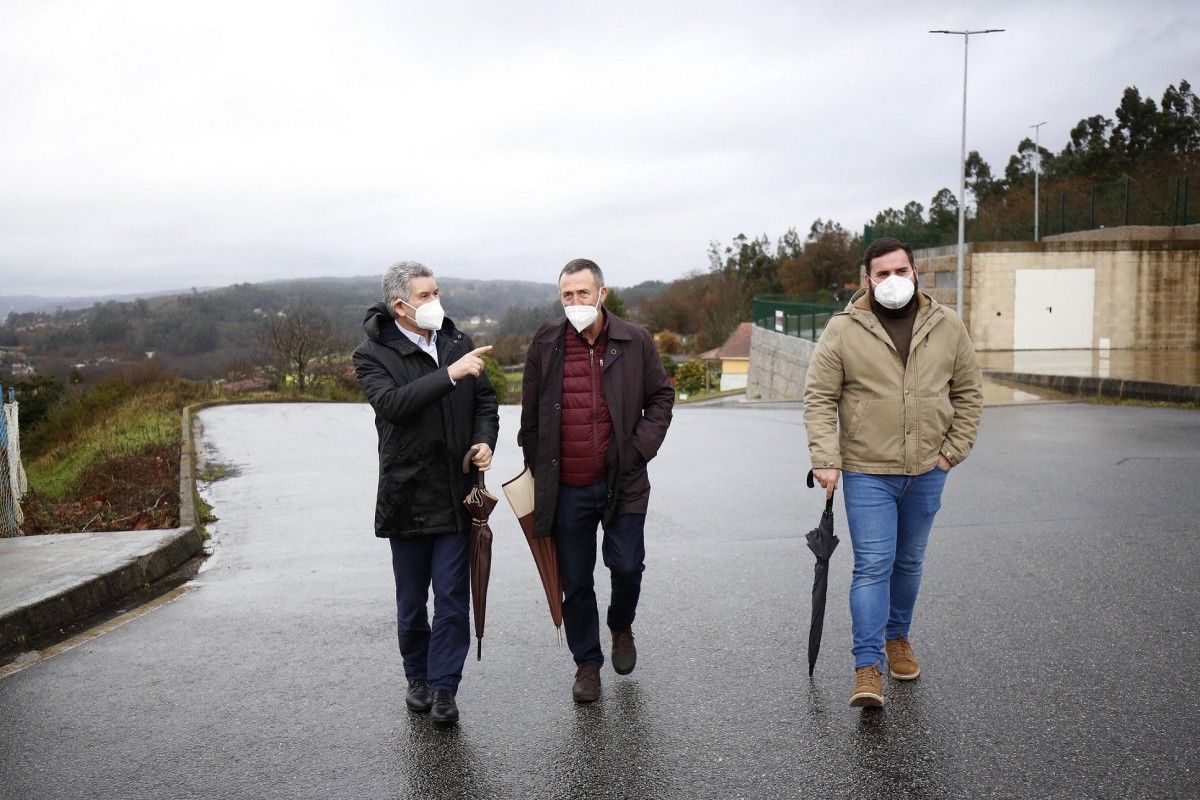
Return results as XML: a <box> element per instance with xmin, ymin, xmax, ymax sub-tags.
<box><xmin>611</xmin><ymin>628</ymin><xmax>637</xmax><ymax>675</ymax></box>
<box><xmin>885</xmin><ymin>636</ymin><xmax>921</xmax><ymax>680</ymax></box>
<box><xmin>849</xmin><ymin>666</ymin><xmax>885</xmax><ymax>708</ymax></box>
<box><xmin>572</xmin><ymin>662</ymin><xmax>601</xmax><ymax>703</ymax></box>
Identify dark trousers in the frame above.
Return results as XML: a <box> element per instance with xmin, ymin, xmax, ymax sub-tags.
<box><xmin>388</xmin><ymin>532</ymin><xmax>470</xmax><ymax>694</ymax></box>
<box><xmin>554</xmin><ymin>481</ymin><xmax>646</xmax><ymax>667</ymax></box>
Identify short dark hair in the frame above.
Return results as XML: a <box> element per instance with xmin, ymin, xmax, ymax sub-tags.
<box><xmin>863</xmin><ymin>238</ymin><xmax>914</xmax><ymax>275</ymax></box>
<box><xmin>559</xmin><ymin>258</ymin><xmax>605</xmax><ymax>287</ymax></box>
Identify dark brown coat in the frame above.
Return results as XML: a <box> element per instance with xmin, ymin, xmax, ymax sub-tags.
<box><xmin>518</xmin><ymin>313</ymin><xmax>674</xmax><ymax>538</ymax></box>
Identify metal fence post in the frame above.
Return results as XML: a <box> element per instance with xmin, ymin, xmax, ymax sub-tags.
<box><xmin>1185</xmin><ymin>176</ymin><xmax>1191</xmax><ymax>225</ymax></box>
<box><xmin>1123</xmin><ymin>175</ymin><xmax>1130</xmax><ymax>226</ymax></box>
<box><xmin>0</xmin><ymin>383</ymin><xmax>16</xmax><ymax>537</ymax></box>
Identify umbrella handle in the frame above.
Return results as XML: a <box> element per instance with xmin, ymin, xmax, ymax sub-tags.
<box><xmin>806</xmin><ymin>470</ymin><xmax>836</xmax><ymax>512</ymax></box>
<box><xmin>462</xmin><ymin>446</ymin><xmax>486</xmax><ymax>488</ymax></box>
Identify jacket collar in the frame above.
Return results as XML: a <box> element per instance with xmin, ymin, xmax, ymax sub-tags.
<box><xmin>844</xmin><ymin>288</ymin><xmax>944</xmax><ymax>353</ymax></box>
<box><xmin>362</xmin><ymin>301</ymin><xmax>461</xmax><ymax>355</ymax></box>
<box><xmin>533</xmin><ymin>310</ymin><xmax>638</xmax><ymax>344</ymax></box>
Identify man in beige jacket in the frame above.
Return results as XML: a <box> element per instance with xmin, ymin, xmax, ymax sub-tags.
<box><xmin>804</xmin><ymin>237</ymin><xmax>983</xmax><ymax>708</ymax></box>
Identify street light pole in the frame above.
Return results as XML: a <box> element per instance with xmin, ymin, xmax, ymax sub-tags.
<box><xmin>1031</xmin><ymin>120</ymin><xmax>1046</xmax><ymax>241</ymax></box>
<box><xmin>930</xmin><ymin>28</ymin><xmax>1004</xmax><ymax>318</ymax></box>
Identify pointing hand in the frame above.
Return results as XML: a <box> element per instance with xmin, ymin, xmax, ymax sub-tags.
<box><xmin>449</xmin><ymin>346</ymin><xmax>493</xmax><ymax>382</ymax></box>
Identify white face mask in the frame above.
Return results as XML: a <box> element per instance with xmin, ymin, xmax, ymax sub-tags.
<box><xmin>872</xmin><ymin>275</ymin><xmax>915</xmax><ymax>310</ymax></box>
<box><xmin>564</xmin><ymin>295</ymin><xmax>602</xmax><ymax>333</ymax></box>
<box><xmin>401</xmin><ymin>298</ymin><xmax>445</xmax><ymax>331</ymax></box>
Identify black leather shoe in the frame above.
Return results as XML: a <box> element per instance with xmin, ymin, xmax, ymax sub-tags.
<box><xmin>405</xmin><ymin>679</ymin><xmax>432</xmax><ymax>713</ymax></box>
<box><xmin>430</xmin><ymin>690</ymin><xmax>459</xmax><ymax>724</ymax></box>
<box><xmin>611</xmin><ymin>628</ymin><xmax>637</xmax><ymax>675</ymax></box>
<box><xmin>572</xmin><ymin>662</ymin><xmax>601</xmax><ymax>703</ymax></box>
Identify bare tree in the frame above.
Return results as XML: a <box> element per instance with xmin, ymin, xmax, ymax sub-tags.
<box><xmin>259</xmin><ymin>303</ymin><xmax>344</xmax><ymax>392</ymax></box>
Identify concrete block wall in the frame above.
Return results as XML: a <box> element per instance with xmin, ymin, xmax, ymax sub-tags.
<box><xmin>913</xmin><ymin>249</ymin><xmax>964</xmax><ymax>321</ymax></box>
<box><xmin>745</xmin><ymin>325</ymin><xmax>817</xmax><ymax>401</ymax></box>
<box><xmin>968</xmin><ymin>240</ymin><xmax>1200</xmax><ymax>350</ymax></box>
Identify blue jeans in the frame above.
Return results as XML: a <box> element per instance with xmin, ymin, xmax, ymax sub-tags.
<box><xmin>842</xmin><ymin>467</ymin><xmax>949</xmax><ymax>671</ymax></box>
<box><xmin>554</xmin><ymin>481</ymin><xmax>646</xmax><ymax>667</ymax></box>
<box><xmin>388</xmin><ymin>532</ymin><xmax>470</xmax><ymax>694</ymax></box>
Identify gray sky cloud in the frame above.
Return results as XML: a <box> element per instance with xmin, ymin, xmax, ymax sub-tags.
<box><xmin>2</xmin><ymin>0</ymin><xmax>1197</xmax><ymax>295</ymax></box>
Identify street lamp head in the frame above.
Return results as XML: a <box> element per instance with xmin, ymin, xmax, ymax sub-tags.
<box><xmin>929</xmin><ymin>28</ymin><xmax>1006</xmax><ymax>35</ymax></box>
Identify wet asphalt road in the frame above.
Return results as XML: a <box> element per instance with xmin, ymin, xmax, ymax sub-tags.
<box><xmin>2</xmin><ymin>401</ymin><xmax>1199</xmax><ymax>799</ymax></box>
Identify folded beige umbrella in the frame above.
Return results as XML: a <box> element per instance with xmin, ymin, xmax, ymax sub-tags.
<box><xmin>502</xmin><ymin>467</ymin><xmax>563</xmax><ymax>636</ymax></box>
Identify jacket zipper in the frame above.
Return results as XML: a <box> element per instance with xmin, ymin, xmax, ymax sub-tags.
<box><xmin>441</xmin><ymin>340</ymin><xmax>461</xmax><ymax>531</ymax></box>
<box><xmin>590</xmin><ymin>346</ymin><xmax>598</xmax><ymax>459</ymax></box>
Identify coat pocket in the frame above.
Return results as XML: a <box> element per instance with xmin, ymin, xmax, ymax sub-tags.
<box><xmin>847</xmin><ymin>397</ymin><xmax>903</xmax><ymax>456</ymax></box>
<box><xmin>918</xmin><ymin>395</ymin><xmax>955</xmax><ymax>462</ymax></box>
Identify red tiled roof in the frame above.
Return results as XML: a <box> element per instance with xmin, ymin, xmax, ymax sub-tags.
<box><xmin>716</xmin><ymin>322</ymin><xmax>753</xmax><ymax>360</ymax></box>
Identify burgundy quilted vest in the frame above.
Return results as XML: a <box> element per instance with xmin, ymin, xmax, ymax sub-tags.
<box><xmin>559</xmin><ymin>323</ymin><xmax>614</xmax><ymax>487</ymax></box>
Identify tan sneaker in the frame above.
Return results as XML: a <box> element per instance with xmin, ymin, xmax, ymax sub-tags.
<box><xmin>849</xmin><ymin>666</ymin><xmax>885</xmax><ymax>707</ymax></box>
<box><xmin>885</xmin><ymin>636</ymin><xmax>921</xmax><ymax>681</ymax></box>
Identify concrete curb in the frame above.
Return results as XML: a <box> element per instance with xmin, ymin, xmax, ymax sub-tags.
<box><xmin>986</xmin><ymin>371</ymin><xmax>1200</xmax><ymax>404</ymax></box>
<box><xmin>0</xmin><ymin>408</ymin><xmax>204</xmax><ymax>654</ymax></box>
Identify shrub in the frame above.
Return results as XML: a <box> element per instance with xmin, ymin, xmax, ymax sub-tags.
<box><xmin>676</xmin><ymin>359</ymin><xmax>707</xmax><ymax>395</ymax></box>
<box><xmin>482</xmin><ymin>355</ymin><xmax>507</xmax><ymax>401</ymax></box>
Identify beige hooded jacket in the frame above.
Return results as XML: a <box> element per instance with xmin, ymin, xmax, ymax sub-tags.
<box><xmin>803</xmin><ymin>289</ymin><xmax>983</xmax><ymax>475</ymax></box>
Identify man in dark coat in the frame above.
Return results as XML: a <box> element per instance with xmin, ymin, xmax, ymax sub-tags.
<box><xmin>519</xmin><ymin>258</ymin><xmax>674</xmax><ymax>703</ymax></box>
<box><xmin>353</xmin><ymin>261</ymin><xmax>499</xmax><ymax>725</ymax></box>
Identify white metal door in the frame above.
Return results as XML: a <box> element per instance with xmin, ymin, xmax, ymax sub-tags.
<box><xmin>1013</xmin><ymin>268</ymin><xmax>1095</xmax><ymax>350</ymax></box>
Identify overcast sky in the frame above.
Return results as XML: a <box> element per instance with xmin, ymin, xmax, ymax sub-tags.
<box><xmin>2</xmin><ymin>0</ymin><xmax>1197</xmax><ymax>296</ymax></box>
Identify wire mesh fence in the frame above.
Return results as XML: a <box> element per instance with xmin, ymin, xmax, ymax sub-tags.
<box><xmin>752</xmin><ymin>296</ymin><xmax>841</xmax><ymax>341</ymax></box>
<box><xmin>865</xmin><ymin>172</ymin><xmax>1197</xmax><ymax>247</ymax></box>
<box><xmin>976</xmin><ymin>172</ymin><xmax>1198</xmax><ymax>241</ymax></box>
<box><xmin>1</xmin><ymin>387</ymin><xmax>28</xmax><ymax>537</ymax></box>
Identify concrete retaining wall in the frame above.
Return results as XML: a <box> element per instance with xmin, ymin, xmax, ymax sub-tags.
<box><xmin>745</xmin><ymin>326</ymin><xmax>817</xmax><ymax>401</ymax></box>
<box><xmin>0</xmin><ymin>409</ymin><xmax>203</xmax><ymax>654</ymax></box>
<box><xmin>987</xmin><ymin>371</ymin><xmax>1200</xmax><ymax>403</ymax></box>
<box><xmin>1044</xmin><ymin>224</ymin><xmax>1200</xmax><ymax>242</ymax></box>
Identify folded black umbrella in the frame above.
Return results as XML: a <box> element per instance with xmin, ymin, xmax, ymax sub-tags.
<box><xmin>805</xmin><ymin>469</ymin><xmax>840</xmax><ymax>677</ymax></box>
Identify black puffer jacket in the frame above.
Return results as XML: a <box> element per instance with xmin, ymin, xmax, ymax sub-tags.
<box><xmin>353</xmin><ymin>303</ymin><xmax>499</xmax><ymax>538</ymax></box>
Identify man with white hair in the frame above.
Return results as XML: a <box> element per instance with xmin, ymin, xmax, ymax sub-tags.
<box><xmin>353</xmin><ymin>261</ymin><xmax>499</xmax><ymax>725</ymax></box>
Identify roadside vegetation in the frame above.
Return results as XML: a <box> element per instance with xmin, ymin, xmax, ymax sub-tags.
<box><xmin>18</xmin><ymin>366</ymin><xmax>361</xmax><ymax>534</ymax></box>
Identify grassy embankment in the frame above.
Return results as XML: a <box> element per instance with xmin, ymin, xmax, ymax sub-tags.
<box><xmin>20</xmin><ymin>371</ymin><xmax>360</xmax><ymax>534</ymax></box>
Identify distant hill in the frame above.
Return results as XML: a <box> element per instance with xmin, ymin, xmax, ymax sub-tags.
<box><xmin>0</xmin><ymin>289</ymin><xmax>206</xmax><ymax>318</ymax></box>
<box><xmin>0</xmin><ymin>275</ymin><xmax>584</xmax><ymax>381</ymax></box>
<box><xmin>2</xmin><ymin>276</ymin><xmax>558</xmax><ymax>323</ymax></box>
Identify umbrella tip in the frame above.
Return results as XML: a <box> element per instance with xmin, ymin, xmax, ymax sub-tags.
<box><xmin>477</xmin><ymin>640</ymin><xmax>482</xmax><ymax>661</ymax></box>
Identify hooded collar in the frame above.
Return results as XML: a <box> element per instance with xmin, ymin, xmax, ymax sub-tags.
<box><xmin>362</xmin><ymin>301</ymin><xmax>460</xmax><ymax>354</ymax></box>
<box><xmin>841</xmin><ymin>287</ymin><xmax>947</xmax><ymax>355</ymax></box>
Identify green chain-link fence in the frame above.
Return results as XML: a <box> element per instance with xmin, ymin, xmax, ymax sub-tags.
<box><xmin>752</xmin><ymin>296</ymin><xmax>841</xmax><ymax>341</ymax></box>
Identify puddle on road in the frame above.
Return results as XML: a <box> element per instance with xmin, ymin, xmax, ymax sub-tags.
<box><xmin>981</xmin><ymin>376</ymin><xmax>1075</xmax><ymax>406</ymax></box>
